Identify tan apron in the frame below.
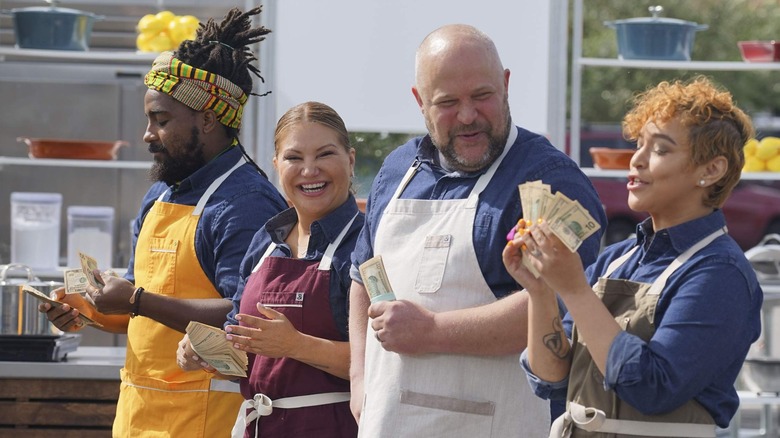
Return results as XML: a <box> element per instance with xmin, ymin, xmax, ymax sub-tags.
<box><xmin>551</xmin><ymin>228</ymin><xmax>726</xmax><ymax>438</ymax></box>
<box><xmin>113</xmin><ymin>159</ymin><xmax>245</xmax><ymax>438</ymax></box>
<box><xmin>360</xmin><ymin>128</ymin><xmax>550</xmax><ymax>437</ymax></box>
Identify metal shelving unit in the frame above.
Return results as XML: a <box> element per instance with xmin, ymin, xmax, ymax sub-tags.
<box><xmin>569</xmin><ymin>0</ymin><xmax>780</xmax><ymax>183</ymax></box>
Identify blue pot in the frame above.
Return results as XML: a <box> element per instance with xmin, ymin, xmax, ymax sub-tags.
<box><xmin>604</xmin><ymin>6</ymin><xmax>707</xmax><ymax>61</ymax></box>
<box><xmin>3</xmin><ymin>5</ymin><xmax>102</xmax><ymax>51</ymax></box>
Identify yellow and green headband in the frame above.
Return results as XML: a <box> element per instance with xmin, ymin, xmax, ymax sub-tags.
<box><xmin>144</xmin><ymin>51</ymin><xmax>248</xmax><ymax>129</ymax></box>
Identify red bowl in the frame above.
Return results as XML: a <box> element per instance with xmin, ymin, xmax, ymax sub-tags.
<box><xmin>738</xmin><ymin>41</ymin><xmax>780</xmax><ymax>63</ymax></box>
<box><xmin>589</xmin><ymin>147</ymin><xmax>634</xmax><ymax>170</ymax></box>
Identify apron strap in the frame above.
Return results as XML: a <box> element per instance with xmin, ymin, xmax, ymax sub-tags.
<box><xmin>251</xmin><ymin>243</ymin><xmax>277</xmax><ymax>274</ymax></box>
<box><xmin>193</xmin><ymin>158</ymin><xmax>246</xmax><ymax>216</ymax></box>
<box><xmin>231</xmin><ymin>392</ymin><xmax>351</xmax><ymax>438</ymax></box>
<box><xmin>551</xmin><ymin>402</ymin><xmax>715</xmax><ymax>437</ymax></box>
<box><xmin>318</xmin><ymin>212</ymin><xmax>359</xmax><ymax>271</ymax></box>
<box><xmin>390</xmin><ymin>159</ymin><xmax>422</xmax><ymax>200</ymax></box>
<box><xmin>646</xmin><ymin>227</ymin><xmax>726</xmax><ymax>296</ymax></box>
<box><xmin>250</xmin><ymin>212</ymin><xmax>360</xmax><ymax>273</ymax></box>
<box><xmin>597</xmin><ymin>226</ymin><xmax>727</xmax><ymax>293</ymax></box>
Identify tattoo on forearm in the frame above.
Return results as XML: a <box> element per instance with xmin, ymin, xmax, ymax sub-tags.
<box><xmin>542</xmin><ymin>316</ymin><xmax>571</xmax><ymax>360</ymax></box>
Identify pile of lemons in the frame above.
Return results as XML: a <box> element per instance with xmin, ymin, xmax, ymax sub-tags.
<box><xmin>136</xmin><ymin>11</ymin><xmax>199</xmax><ymax>53</ymax></box>
<box><xmin>744</xmin><ymin>137</ymin><xmax>780</xmax><ymax>172</ymax></box>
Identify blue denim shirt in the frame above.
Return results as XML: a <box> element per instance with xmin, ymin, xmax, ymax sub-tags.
<box><xmin>125</xmin><ymin>146</ymin><xmax>288</xmax><ymax>300</ymax></box>
<box><xmin>350</xmin><ymin>126</ymin><xmax>607</xmax><ymax>299</ymax></box>
<box><xmin>227</xmin><ymin>195</ymin><xmax>364</xmax><ymax>340</ymax></box>
<box><xmin>521</xmin><ymin>209</ymin><xmax>763</xmax><ymax>428</ymax></box>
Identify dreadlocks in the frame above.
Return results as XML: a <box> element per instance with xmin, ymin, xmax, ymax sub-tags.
<box><xmin>173</xmin><ymin>7</ymin><xmax>272</xmax><ymax>177</ymax></box>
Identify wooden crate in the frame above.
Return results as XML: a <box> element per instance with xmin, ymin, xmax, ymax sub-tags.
<box><xmin>0</xmin><ymin>378</ymin><xmax>118</xmax><ymax>437</ymax></box>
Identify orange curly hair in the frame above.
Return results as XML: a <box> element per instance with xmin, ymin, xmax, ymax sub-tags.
<box><xmin>622</xmin><ymin>76</ymin><xmax>754</xmax><ymax>208</ymax></box>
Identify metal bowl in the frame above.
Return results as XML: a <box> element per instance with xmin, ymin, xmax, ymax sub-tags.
<box><xmin>740</xmin><ymin>357</ymin><xmax>780</xmax><ymax>393</ymax></box>
<box><xmin>17</xmin><ymin>137</ymin><xmax>127</xmax><ymax>160</ymax></box>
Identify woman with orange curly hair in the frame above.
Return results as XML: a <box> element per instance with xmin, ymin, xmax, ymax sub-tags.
<box><xmin>503</xmin><ymin>76</ymin><xmax>763</xmax><ymax>437</ymax></box>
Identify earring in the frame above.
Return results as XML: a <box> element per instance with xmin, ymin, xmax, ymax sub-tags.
<box><xmin>699</xmin><ymin>179</ymin><xmax>706</xmax><ymax>186</ymax></box>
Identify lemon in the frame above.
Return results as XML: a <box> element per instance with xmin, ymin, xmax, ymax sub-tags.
<box><xmin>178</xmin><ymin>15</ymin><xmax>200</xmax><ymax>34</ymax></box>
<box><xmin>768</xmin><ymin>155</ymin><xmax>780</xmax><ymax>172</ymax></box>
<box><xmin>136</xmin><ymin>32</ymin><xmax>155</xmax><ymax>52</ymax></box>
<box><xmin>154</xmin><ymin>11</ymin><xmax>176</xmax><ymax>28</ymax></box>
<box><xmin>137</xmin><ymin>14</ymin><xmax>165</xmax><ymax>35</ymax></box>
<box><xmin>167</xmin><ymin>19</ymin><xmax>190</xmax><ymax>44</ymax></box>
<box><xmin>146</xmin><ymin>32</ymin><xmax>173</xmax><ymax>53</ymax></box>
<box><xmin>744</xmin><ymin>156</ymin><xmax>766</xmax><ymax>172</ymax></box>
<box><xmin>744</xmin><ymin>138</ymin><xmax>759</xmax><ymax>157</ymax></box>
<box><xmin>756</xmin><ymin>136</ymin><xmax>780</xmax><ymax>161</ymax></box>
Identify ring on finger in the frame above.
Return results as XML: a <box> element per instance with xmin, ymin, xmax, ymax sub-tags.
<box><xmin>375</xmin><ymin>332</ymin><xmax>383</xmax><ymax>343</ymax></box>
<box><xmin>530</xmin><ymin>248</ymin><xmax>542</xmax><ymax>257</ymax></box>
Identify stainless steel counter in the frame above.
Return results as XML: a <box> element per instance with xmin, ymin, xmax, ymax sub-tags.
<box><xmin>0</xmin><ymin>346</ymin><xmax>125</xmax><ymax>380</ymax></box>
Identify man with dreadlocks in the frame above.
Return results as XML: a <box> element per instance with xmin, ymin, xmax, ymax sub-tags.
<box><xmin>40</xmin><ymin>7</ymin><xmax>288</xmax><ymax>437</ymax></box>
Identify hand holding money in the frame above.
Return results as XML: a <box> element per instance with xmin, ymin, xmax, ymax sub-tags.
<box><xmin>26</xmin><ymin>284</ymin><xmax>103</xmax><ymax>328</ymax></box>
<box><xmin>359</xmin><ymin>255</ymin><xmax>396</xmax><ymax>303</ymax></box>
<box><xmin>509</xmin><ymin>180</ymin><xmax>601</xmax><ymax>278</ymax></box>
<box><xmin>186</xmin><ymin>321</ymin><xmax>248</xmax><ymax>377</ymax></box>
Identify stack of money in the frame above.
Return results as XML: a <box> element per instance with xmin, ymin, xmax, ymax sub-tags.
<box><xmin>514</xmin><ymin>180</ymin><xmax>601</xmax><ymax>277</ymax></box>
<box><xmin>359</xmin><ymin>255</ymin><xmax>396</xmax><ymax>303</ymax></box>
<box><xmin>185</xmin><ymin>321</ymin><xmax>248</xmax><ymax>377</ymax></box>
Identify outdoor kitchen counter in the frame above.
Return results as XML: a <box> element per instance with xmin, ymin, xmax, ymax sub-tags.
<box><xmin>0</xmin><ymin>346</ymin><xmax>125</xmax><ymax>380</ymax></box>
<box><xmin>0</xmin><ymin>347</ymin><xmax>125</xmax><ymax>436</ymax></box>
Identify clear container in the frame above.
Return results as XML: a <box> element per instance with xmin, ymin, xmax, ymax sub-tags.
<box><xmin>10</xmin><ymin>192</ymin><xmax>62</xmax><ymax>270</ymax></box>
<box><xmin>67</xmin><ymin>206</ymin><xmax>115</xmax><ymax>269</ymax></box>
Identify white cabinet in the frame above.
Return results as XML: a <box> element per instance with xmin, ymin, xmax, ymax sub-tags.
<box><xmin>569</xmin><ymin>0</ymin><xmax>780</xmax><ymax>182</ymax></box>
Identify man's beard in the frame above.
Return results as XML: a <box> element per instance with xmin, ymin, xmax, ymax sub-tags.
<box><xmin>429</xmin><ymin>96</ymin><xmax>511</xmax><ymax>173</ymax></box>
<box><xmin>149</xmin><ymin>127</ymin><xmax>207</xmax><ymax>185</ymax></box>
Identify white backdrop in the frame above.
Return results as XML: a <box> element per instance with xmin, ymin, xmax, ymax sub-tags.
<box><xmin>269</xmin><ymin>0</ymin><xmax>553</xmax><ymax>135</ymax></box>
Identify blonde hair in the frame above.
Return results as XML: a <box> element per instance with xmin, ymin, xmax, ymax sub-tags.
<box><xmin>622</xmin><ymin>76</ymin><xmax>754</xmax><ymax>207</ymax></box>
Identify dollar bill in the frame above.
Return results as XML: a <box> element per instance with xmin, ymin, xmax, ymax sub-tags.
<box><xmin>22</xmin><ymin>284</ymin><xmax>103</xmax><ymax>327</ymax></box>
<box><xmin>515</xmin><ymin>180</ymin><xmax>601</xmax><ymax>255</ymax></box>
<box><xmin>78</xmin><ymin>251</ymin><xmax>103</xmax><ymax>288</ymax></box>
<box><xmin>358</xmin><ymin>255</ymin><xmax>396</xmax><ymax>303</ymax></box>
<box><xmin>186</xmin><ymin>321</ymin><xmax>248</xmax><ymax>377</ymax></box>
<box><xmin>549</xmin><ymin>202</ymin><xmax>601</xmax><ymax>252</ymax></box>
<box><xmin>64</xmin><ymin>268</ymin><xmax>89</xmax><ymax>294</ymax></box>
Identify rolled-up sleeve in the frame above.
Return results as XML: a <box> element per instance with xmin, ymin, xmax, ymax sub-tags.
<box><xmin>520</xmin><ymin>349</ymin><xmax>569</xmax><ymax>400</ymax></box>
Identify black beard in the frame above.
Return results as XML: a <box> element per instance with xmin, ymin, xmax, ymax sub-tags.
<box><xmin>149</xmin><ymin>127</ymin><xmax>207</xmax><ymax>185</ymax></box>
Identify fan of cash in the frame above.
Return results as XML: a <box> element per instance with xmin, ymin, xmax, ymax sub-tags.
<box><xmin>185</xmin><ymin>321</ymin><xmax>248</xmax><ymax>377</ymax></box>
<box><xmin>512</xmin><ymin>180</ymin><xmax>601</xmax><ymax>277</ymax></box>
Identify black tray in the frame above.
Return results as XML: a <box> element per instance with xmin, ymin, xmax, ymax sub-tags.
<box><xmin>0</xmin><ymin>333</ymin><xmax>82</xmax><ymax>362</ymax></box>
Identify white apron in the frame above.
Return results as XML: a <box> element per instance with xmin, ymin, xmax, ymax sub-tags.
<box><xmin>360</xmin><ymin>129</ymin><xmax>550</xmax><ymax>437</ymax></box>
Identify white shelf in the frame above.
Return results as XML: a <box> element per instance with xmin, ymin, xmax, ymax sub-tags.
<box><xmin>0</xmin><ymin>156</ymin><xmax>151</xmax><ymax>170</ymax></box>
<box><xmin>0</xmin><ymin>47</ymin><xmax>157</xmax><ymax>65</ymax></box>
<box><xmin>578</xmin><ymin>58</ymin><xmax>780</xmax><ymax>71</ymax></box>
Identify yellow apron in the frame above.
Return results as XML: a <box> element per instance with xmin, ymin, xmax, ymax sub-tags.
<box><xmin>113</xmin><ymin>159</ymin><xmax>245</xmax><ymax>438</ymax></box>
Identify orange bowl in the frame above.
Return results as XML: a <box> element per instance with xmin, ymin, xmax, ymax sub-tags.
<box><xmin>589</xmin><ymin>147</ymin><xmax>634</xmax><ymax>169</ymax></box>
<box><xmin>18</xmin><ymin>137</ymin><xmax>128</xmax><ymax>160</ymax></box>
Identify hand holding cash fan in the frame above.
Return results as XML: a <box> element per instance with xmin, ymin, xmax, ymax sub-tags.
<box><xmin>508</xmin><ymin>180</ymin><xmax>601</xmax><ymax>277</ymax></box>
<box><xmin>185</xmin><ymin>321</ymin><xmax>248</xmax><ymax>377</ymax></box>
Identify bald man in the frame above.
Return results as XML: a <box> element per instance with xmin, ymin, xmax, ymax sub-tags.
<box><xmin>348</xmin><ymin>24</ymin><xmax>607</xmax><ymax>436</ymax></box>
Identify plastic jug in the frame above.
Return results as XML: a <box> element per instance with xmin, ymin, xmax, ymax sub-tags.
<box><xmin>10</xmin><ymin>192</ymin><xmax>62</xmax><ymax>270</ymax></box>
<box><xmin>67</xmin><ymin>206</ymin><xmax>115</xmax><ymax>269</ymax></box>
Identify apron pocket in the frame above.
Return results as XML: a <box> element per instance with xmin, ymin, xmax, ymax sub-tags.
<box><xmin>414</xmin><ymin>234</ymin><xmax>452</xmax><ymax>294</ymax></box>
<box><xmin>145</xmin><ymin>237</ymin><xmax>179</xmax><ymax>295</ymax></box>
<box><xmin>260</xmin><ymin>292</ymin><xmax>305</xmax><ymax>331</ymax></box>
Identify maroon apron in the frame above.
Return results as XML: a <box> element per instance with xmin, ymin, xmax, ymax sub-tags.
<box><xmin>237</xmin><ymin>215</ymin><xmax>358</xmax><ymax>438</ymax></box>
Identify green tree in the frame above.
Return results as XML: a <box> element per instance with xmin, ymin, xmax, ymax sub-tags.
<box><xmin>350</xmin><ymin>131</ymin><xmax>421</xmax><ymax>198</ymax></box>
